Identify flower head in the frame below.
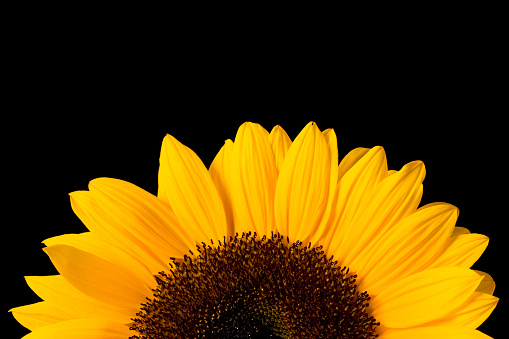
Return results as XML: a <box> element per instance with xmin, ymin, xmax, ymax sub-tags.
<box><xmin>11</xmin><ymin>122</ymin><xmax>497</xmax><ymax>338</ymax></box>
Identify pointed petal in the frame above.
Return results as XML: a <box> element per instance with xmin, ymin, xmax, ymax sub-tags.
<box><xmin>274</xmin><ymin>122</ymin><xmax>331</xmax><ymax>243</ymax></box>
<box><xmin>91</xmin><ymin>178</ymin><xmax>195</xmax><ymax>254</ymax></box>
<box><xmin>431</xmin><ymin>233</ymin><xmax>489</xmax><ymax>268</ymax></box>
<box><xmin>20</xmin><ymin>318</ymin><xmax>132</xmax><ymax>339</ymax></box>
<box><xmin>343</xmin><ymin>160</ymin><xmax>425</xmax><ymax>264</ymax></box>
<box><xmin>325</xmin><ymin>146</ymin><xmax>387</xmax><ymax>260</ymax></box>
<box><xmin>10</xmin><ymin>302</ymin><xmax>75</xmax><ymax>331</ymax></box>
<box><xmin>321</xmin><ymin>128</ymin><xmax>339</xmax><ymax>210</ymax></box>
<box><xmin>43</xmin><ymin>233</ymin><xmax>155</xmax><ymax>289</ymax></box>
<box><xmin>449</xmin><ymin>292</ymin><xmax>498</xmax><ymax>329</ymax></box>
<box><xmin>70</xmin><ymin>179</ymin><xmax>193</xmax><ymax>273</ymax></box>
<box><xmin>474</xmin><ymin>271</ymin><xmax>496</xmax><ymax>295</ymax></box>
<box><xmin>307</xmin><ymin>128</ymin><xmax>339</xmax><ymax>245</ymax></box>
<box><xmin>268</xmin><ymin>125</ymin><xmax>292</xmax><ymax>172</ymax></box>
<box><xmin>229</xmin><ymin>122</ymin><xmax>278</xmax><ymax>235</ymax></box>
<box><xmin>371</xmin><ymin>267</ymin><xmax>483</xmax><ymax>328</ymax></box>
<box><xmin>158</xmin><ymin>134</ymin><xmax>227</xmax><ymax>241</ymax></box>
<box><xmin>379</xmin><ymin>326</ymin><xmax>492</xmax><ymax>339</ymax></box>
<box><xmin>25</xmin><ymin>275</ymin><xmax>133</xmax><ymax>324</ymax></box>
<box><xmin>337</xmin><ymin>147</ymin><xmax>374</xmax><ymax>184</ymax></box>
<box><xmin>452</xmin><ymin>226</ymin><xmax>470</xmax><ymax>235</ymax></box>
<box><xmin>43</xmin><ymin>245</ymin><xmax>150</xmax><ymax>310</ymax></box>
<box><xmin>356</xmin><ymin>202</ymin><xmax>458</xmax><ymax>295</ymax></box>
<box><xmin>209</xmin><ymin>139</ymin><xmax>235</xmax><ymax>237</ymax></box>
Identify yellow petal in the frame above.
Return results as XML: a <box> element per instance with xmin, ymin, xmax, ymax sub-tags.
<box><xmin>371</xmin><ymin>267</ymin><xmax>482</xmax><ymax>328</ymax></box>
<box><xmin>356</xmin><ymin>202</ymin><xmax>458</xmax><ymax>295</ymax></box>
<box><xmin>268</xmin><ymin>125</ymin><xmax>292</xmax><ymax>172</ymax></box>
<box><xmin>25</xmin><ymin>275</ymin><xmax>133</xmax><ymax>324</ymax></box>
<box><xmin>21</xmin><ymin>318</ymin><xmax>132</xmax><ymax>339</ymax></box>
<box><xmin>10</xmin><ymin>302</ymin><xmax>75</xmax><ymax>331</ymax></box>
<box><xmin>89</xmin><ymin>178</ymin><xmax>194</xmax><ymax>261</ymax></box>
<box><xmin>344</xmin><ymin>160</ymin><xmax>425</xmax><ymax>264</ymax></box>
<box><xmin>380</xmin><ymin>326</ymin><xmax>492</xmax><ymax>339</ymax></box>
<box><xmin>431</xmin><ymin>233</ymin><xmax>489</xmax><ymax>268</ymax></box>
<box><xmin>70</xmin><ymin>179</ymin><xmax>192</xmax><ymax>273</ymax></box>
<box><xmin>43</xmin><ymin>233</ymin><xmax>155</xmax><ymax>289</ymax></box>
<box><xmin>452</xmin><ymin>226</ymin><xmax>470</xmax><ymax>235</ymax></box>
<box><xmin>209</xmin><ymin>139</ymin><xmax>235</xmax><ymax>237</ymax></box>
<box><xmin>306</xmin><ymin>128</ymin><xmax>340</xmax><ymax>246</ymax></box>
<box><xmin>474</xmin><ymin>271</ymin><xmax>496</xmax><ymax>295</ymax></box>
<box><xmin>229</xmin><ymin>122</ymin><xmax>278</xmax><ymax>235</ymax></box>
<box><xmin>337</xmin><ymin>147</ymin><xmax>371</xmax><ymax>183</ymax></box>
<box><xmin>274</xmin><ymin>122</ymin><xmax>331</xmax><ymax>243</ymax></box>
<box><xmin>158</xmin><ymin>134</ymin><xmax>227</xmax><ymax>241</ymax></box>
<box><xmin>326</xmin><ymin>146</ymin><xmax>387</xmax><ymax>260</ymax></box>
<box><xmin>448</xmin><ymin>292</ymin><xmax>499</xmax><ymax>329</ymax></box>
<box><xmin>43</xmin><ymin>245</ymin><xmax>150</xmax><ymax>310</ymax></box>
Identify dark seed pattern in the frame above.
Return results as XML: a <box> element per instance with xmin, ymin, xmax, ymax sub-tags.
<box><xmin>130</xmin><ymin>232</ymin><xmax>379</xmax><ymax>338</ymax></box>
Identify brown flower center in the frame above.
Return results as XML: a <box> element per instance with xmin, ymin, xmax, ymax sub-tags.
<box><xmin>130</xmin><ymin>232</ymin><xmax>379</xmax><ymax>338</ymax></box>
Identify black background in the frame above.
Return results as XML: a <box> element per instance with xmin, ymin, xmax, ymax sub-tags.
<box><xmin>5</xmin><ymin>8</ymin><xmax>505</xmax><ymax>338</ymax></box>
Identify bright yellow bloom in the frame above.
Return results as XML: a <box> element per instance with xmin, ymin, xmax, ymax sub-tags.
<box><xmin>11</xmin><ymin>122</ymin><xmax>497</xmax><ymax>338</ymax></box>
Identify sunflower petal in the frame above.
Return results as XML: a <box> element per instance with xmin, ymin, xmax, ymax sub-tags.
<box><xmin>343</xmin><ymin>160</ymin><xmax>425</xmax><ymax>264</ymax></box>
<box><xmin>447</xmin><ymin>292</ymin><xmax>499</xmax><ymax>329</ymax></box>
<box><xmin>452</xmin><ymin>226</ymin><xmax>470</xmax><ymax>235</ymax></box>
<box><xmin>474</xmin><ymin>271</ymin><xmax>496</xmax><ymax>295</ymax></box>
<box><xmin>337</xmin><ymin>147</ymin><xmax>371</xmax><ymax>183</ymax></box>
<box><xmin>356</xmin><ymin>202</ymin><xmax>458</xmax><ymax>295</ymax></box>
<box><xmin>43</xmin><ymin>245</ymin><xmax>150</xmax><ymax>310</ymax></box>
<box><xmin>10</xmin><ymin>302</ymin><xmax>74</xmax><ymax>331</ymax></box>
<box><xmin>268</xmin><ymin>125</ymin><xmax>292</xmax><ymax>172</ymax></box>
<box><xmin>209</xmin><ymin>139</ymin><xmax>235</xmax><ymax>237</ymax></box>
<box><xmin>70</xmin><ymin>179</ymin><xmax>192</xmax><ymax>272</ymax></box>
<box><xmin>371</xmin><ymin>266</ymin><xmax>483</xmax><ymax>328</ymax></box>
<box><xmin>307</xmin><ymin>128</ymin><xmax>339</xmax><ymax>245</ymax></box>
<box><xmin>321</xmin><ymin>128</ymin><xmax>339</xmax><ymax>212</ymax></box>
<box><xmin>91</xmin><ymin>178</ymin><xmax>195</xmax><ymax>253</ymax></box>
<box><xmin>431</xmin><ymin>233</ymin><xmax>489</xmax><ymax>268</ymax></box>
<box><xmin>20</xmin><ymin>318</ymin><xmax>132</xmax><ymax>339</ymax></box>
<box><xmin>325</xmin><ymin>146</ymin><xmax>388</xmax><ymax>260</ymax></box>
<box><xmin>379</xmin><ymin>326</ymin><xmax>492</xmax><ymax>339</ymax></box>
<box><xmin>25</xmin><ymin>275</ymin><xmax>133</xmax><ymax>324</ymax></box>
<box><xmin>43</xmin><ymin>232</ymin><xmax>155</xmax><ymax>289</ymax></box>
<box><xmin>158</xmin><ymin>133</ymin><xmax>227</xmax><ymax>241</ymax></box>
<box><xmin>229</xmin><ymin>122</ymin><xmax>278</xmax><ymax>235</ymax></box>
<box><xmin>274</xmin><ymin>122</ymin><xmax>331</xmax><ymax>243</ymax></box>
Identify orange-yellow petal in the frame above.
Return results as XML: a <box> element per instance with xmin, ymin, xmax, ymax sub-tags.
<box><xmin>336</xmin><ymin>147</ymin><xmax>371</xmax><ymax>183</ymax></box>
<box><xmin>308</xmin><ymin>128</ymin><xmax>339</xmax><ymax>245</ymax></box>
<box><xmin>70</xmin><ymin>178</ymin><xmax>193</xmax><ymax>272</ymax></box>
<box><xmin>10</xmin><ymin>302</ymin><xmax>75</xmax><ymax>331</ymax></box>
<box><xmin>209</xmin><ymin>139</ymin><xmax>235</xmax><ymax>237</ymax></box>
<box><xmin>43</xmin><ymin>245</ymin><xmax>150</xmax><ymax>310</ymax></box>
<box><xmin>229</xmin><ymin>122</ymin><xmax>278</xmax><ymax>235</ymax></box>
<box><xmin>356</xmin><ymin>202</ymin><xmax>458</xmax><ymax>295</ymax></box>
<box><xmin>268</xmin><ymin>125</ymin><xmax>292</xmax><ymax>172</ymax></box>
<box><xmin>431</xmin><ymin>233</ymin><xmax>489</xmax><ymax>268</ymax></box>
<box><xmin>43</xmin><ymin>233</ymin><xmax>155</xmax><ymax>289</ymax></box>
<box><xmin>379</xmin><ymin>326</ymin><xmax>492</xmax><ymax>339</ymax></box>
<box><xmin>20</xmin><ymin>318</ymin><xmax>132</xmax><ymax>339</ymax></box>
<box><xmin>158</xmin><ymin>133</ymin><xmax>227</xmax><ymax>241</ymax></box>
<box><xmin>343</xmin><ymin>160</ymin><xmax>425</xmax><ymax>264</ymax></box>
<box><xmin>25</xmin><ymin>275</ymin><xmax>133</xmax><ymax>324</ymax></box>
<box><xmin>474</xmin><ymin>271</ymin><xmax>496</xmax><ymax>295</ymax></box>
<box><xmin>274</xmin><ymin>122</ymin><xmax>331</xmax><ymax>243</ymax></box>
<box><xmin>371</xmin><ymin>267</ymin><xmax>482</xmax><ymax>328</ymax></box>
<box><xmin>446</xmin><ymin>292</ymin><xmax>498</xmax><ymax>329</ymax></box>
<box><xmin>325</xmin><ymin>146</ymin><xmax>387</xmax><ymax>260</ymax></box>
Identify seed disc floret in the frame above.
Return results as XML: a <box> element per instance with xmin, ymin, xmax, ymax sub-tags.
<box><xmin>130</xmin><ymin>232</ymin><xmax>379</xmax><ymax>338</ymax></box>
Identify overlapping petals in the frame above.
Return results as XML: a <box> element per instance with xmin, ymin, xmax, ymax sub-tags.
<box><xmin>13</xmin><ymin>121</ymin><xmax>496</xmax><ymax>338</ymax></box>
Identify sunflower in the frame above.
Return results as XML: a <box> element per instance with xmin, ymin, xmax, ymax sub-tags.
<box><xmin>11</xmin><ymin>122</ymin><xmax>497</xmax><ymax>338</ymax></box>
